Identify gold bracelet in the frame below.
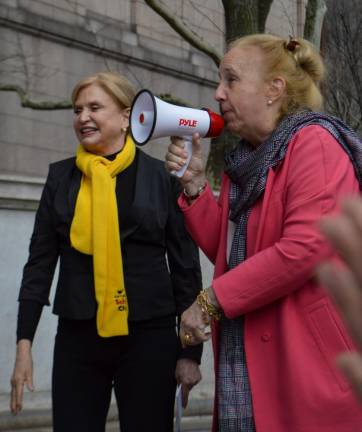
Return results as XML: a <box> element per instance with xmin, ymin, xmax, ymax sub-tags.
<box><xmin>183</xmin><ymin>183</ymin><xmax>206</xmax><ymax>200</ymax></box>
<box><xmin>196</xmin><ymin>289</ymin><xmax>221</xmax><ymax>321</ymax></box>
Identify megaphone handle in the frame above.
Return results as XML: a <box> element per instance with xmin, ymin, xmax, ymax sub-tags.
<box><xmin>172</xmin><ymin>136</ymin><xmax>192</xmax><ymax>178</ymax></box>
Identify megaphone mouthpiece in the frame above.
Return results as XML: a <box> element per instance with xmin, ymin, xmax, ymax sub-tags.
<box><xmin>204</xmin><ymin>108</ymin><xmax>225</xmax><ymax>138</ymax></box>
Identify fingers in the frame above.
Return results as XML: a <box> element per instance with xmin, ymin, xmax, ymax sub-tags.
<box><xmin>165</xmin><ymin>139</ymin><xmax>188</xmax><ymax>172</ymax></box>
<box><xmin>165</xmin><ymin>134</ymin><xmax>205</xmax><ymax>184</ymax></box>
<box><xmin>170</xmin><ymin>134</ymin><xmax>200</xmax><ymax>154</ymax></box>
<box><xmin>26</xmin><ymin>374</ymin><xmax>34</xmax><ymax>392</ymax></box>
<box><xmin>179</xmin><ymin>301</ymin><xmax>211</xmax><ymax>347</ymax></box>
<box><xmin>342</xmin><ymin>198</ymin><xmax>362</xmax><ymax>234</ymax></box>
<box><xmin>175</xmin><ymin>359</ymin><xmax>202</xmax><ymax>408</ymax></box>
<box><xmin>317</xmin><ymin>197</ymin><xmax>362</xmax><ymax>402</ymax></box>
<box><xmin>10</xmin><ymin>370</ymin><xmax>34</xmax><ymax>415</ymax></box>
<box><xmin>317</xmin><ymin>262</ymin><xmax>362</xmax><ymax>349</ymax></box>
<box><xmin>180</xmin><ymin>331</ymin><xmax>202</xmax><ymax>348</ymax></box>
<box><xmin>10</xmin><ymin>377</ymin><xmax>24</xmax><ymax>415</ymax></box>
<box><xmin>336</xmin><ymin>352</ymin><xmax>362</xmax><ymax>401</ymax></box>
<box><xmin>180</xmin><ymin>329</ymin><xmax>208</xmax><ymax>347</ymax></box>
<box><xmin>10</xmin><ymin>342</ymin><xmax>34</xmax><ymax>415</ymax></box>
<box><xmin>180</xmin><ymin>325</ymin><xmax>211</xmax><ymax>347</ymax></box>
<box><xmin>180</xmin><ymin>331</ymin><xmax>191</xmax><ymax>348</ymax></box>
<box><xmin>181</xmin><ymin>384</ymin><xmax>189</xmax><ymax>409</ymax></box>
<box><xmin>191</xmin><ymin>133</ymin><xmax>202</xmax><ymax>157</ymax></box>
<box><xmin>318</xmin><ymin>198</ymin><xmax>362</xmax><ymax>350</ymax></box>
<box><xmin>320</xmin><ymin>199</ymin><xmax>362</xmax><ymax>286</ymax></box>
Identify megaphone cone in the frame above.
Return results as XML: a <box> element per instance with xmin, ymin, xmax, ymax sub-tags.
<box><xmin>129</xmin><ymin>89</ymin><xmax>224</xmax><ymax>177</ymax></box>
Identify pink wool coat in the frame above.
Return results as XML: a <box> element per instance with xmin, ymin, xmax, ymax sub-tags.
<box><xmin>179</xmin><ymin>125</ymin><xmax>362</xmax><ymax>431</ymax></box>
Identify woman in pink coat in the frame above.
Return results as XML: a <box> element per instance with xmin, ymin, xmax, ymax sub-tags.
<box><xmin>165</xmin><ymin>34</ymin><xmax>362</xmax><ymax>431</ymax></box>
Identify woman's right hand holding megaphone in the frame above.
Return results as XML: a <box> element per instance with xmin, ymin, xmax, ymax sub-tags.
<box><xmin>165</xmin><ymin>133</ymin><xmax>207</xmax><ymax>197</ymax></box>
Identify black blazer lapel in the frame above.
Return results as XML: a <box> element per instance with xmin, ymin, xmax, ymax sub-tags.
<box><xmin>68</xmin><ymin>166</ymin><xmax>82</xmax><ymax>221</ymax></box>
<box><xmin>118</xmin><ymin>149</ymin><xmax>154</xmax><ymax>241</ymax></box>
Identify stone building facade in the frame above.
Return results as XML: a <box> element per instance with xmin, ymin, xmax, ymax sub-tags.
<box><xmin>0</xmin><ymin>0</ymin><xmax>305</xmax><ymax>428</ymax></box>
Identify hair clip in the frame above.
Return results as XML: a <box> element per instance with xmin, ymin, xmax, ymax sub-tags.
<box><xmin>285</xmin><ymin>35</ymin><xmax>299</xmax><ymax>52</ymax></box>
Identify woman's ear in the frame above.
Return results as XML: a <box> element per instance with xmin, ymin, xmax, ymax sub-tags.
<box><xmin>121</xmin><ymin>107</ymin><xmax>131</xmax><ymax>129</ymax></box>
<box><xmin>123</xmin><ymin>107</ymin><xmax>131</xmax><ymax>118</ymax></box>
<box><xmin>267</xmin><ymin>77</ymin><xmax>286</xmax><ymax>101</ymax></box>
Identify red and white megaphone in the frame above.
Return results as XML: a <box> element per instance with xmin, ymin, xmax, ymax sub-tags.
<box><xmin>130</xmin><ymin>89</ymin><xmax>224</xmax><ymax>177</ymax></box>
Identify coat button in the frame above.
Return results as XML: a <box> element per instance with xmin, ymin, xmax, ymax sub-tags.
<box><xmin>261</xmin><ymin>332</ymin><xmax>271</xmax><ymax>342</ymax></box>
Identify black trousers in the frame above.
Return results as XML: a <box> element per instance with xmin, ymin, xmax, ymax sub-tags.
<box><xmin>52</xmin><ymin>317</ymin><xmax>178</xmax><ymax>432</ymax></box>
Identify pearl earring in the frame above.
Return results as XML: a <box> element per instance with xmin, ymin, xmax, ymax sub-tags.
<box><xmin>267</xmin><ymin>99</ymin><xmax>273</xmax><ymax>105</ymax></box>
<box><xmin>121</xmin><ymin>127</ymin><xmax>127</xmax><ymax>133</ymax></box>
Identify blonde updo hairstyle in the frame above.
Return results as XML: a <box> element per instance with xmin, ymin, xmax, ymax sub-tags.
<box><xmin>230</xmin><ymin>34</ymin><xmax>325</xmax><ymax>119</ymax></box>
<box><xmin>71</xmin><ymin>71</ymin><xmax>136</xmax><ymax>120</ymax></box>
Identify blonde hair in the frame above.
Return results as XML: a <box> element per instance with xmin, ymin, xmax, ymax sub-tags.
<box><xmin>71</xmin><ymin>71</ymin><xmax>136</xmax><ymax>109</ymax></box>
<box><xmin>230</xmin><ymin>34</ymin><xmax>325</xmax><ymax>117</ymax></box>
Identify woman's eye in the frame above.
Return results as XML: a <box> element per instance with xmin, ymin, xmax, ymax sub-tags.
<box><xmin>91</xmin><ymin>105</ymin><xmax>100</xmax><ymax>111</ymax></box>
<box><xmin>74</xmin><ymin>108</ymin><xmax>81</xmax><ymax>114</ymax></box>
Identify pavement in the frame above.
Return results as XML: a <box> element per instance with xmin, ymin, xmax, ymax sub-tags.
<box><xmin>0</xmin><ymin>417</ymin><xmax>212</xmax><ymax>431</ymax></box>
<box><xmin>0</xmin><ymin>392</ymin><xmax>213</xmax><ymax>431</ymax></box>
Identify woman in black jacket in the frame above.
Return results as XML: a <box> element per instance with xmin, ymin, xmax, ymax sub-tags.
<box><xmin>10</xmin><ymin>71</ymin><xmax>203</xmax><ymax>432</ymax></box>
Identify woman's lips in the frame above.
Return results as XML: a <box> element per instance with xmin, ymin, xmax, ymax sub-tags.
<box><xmin>80</xmin><ymin>127</ymin><xmax>98</xmax><ymax>137</ymax></box>
<box><xmin>222</xmin><ymin>110</ymin><xmax>232</xmax><ymax>120</ymax></box>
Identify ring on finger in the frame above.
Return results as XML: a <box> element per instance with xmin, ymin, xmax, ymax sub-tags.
<box><xmin>184</xmin><ymin>332</ymin><xmax>192</xmax><ymax>345</ymax></box>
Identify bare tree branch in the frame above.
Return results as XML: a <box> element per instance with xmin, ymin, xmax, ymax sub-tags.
<box><xmin>323</xmin><ymin>0</ymin><xmax>362</xmax><ymax>134</ymax></box>
<box><xmin>274</xmin><ymin>0</ymin><xmax>296</xmax><ymax>36</ymax></box>
<box><xmin>0</xmin><ymin>85</ymin><xmax>71</xmax><ymax>110</ymax></box>
<box><xmin>185</xmin><ymin>0</ymin><xmax>225</xmax><ymax>36</ymax></box>
<box><xmin>304</xmin><ymin>0</ymin><xmax>327</xmax><ymax>47</ymax></box>
<box><xmin>144</xmin><ymin>0</ymin><xmax>222</xmax><ymax>66</ymax></box>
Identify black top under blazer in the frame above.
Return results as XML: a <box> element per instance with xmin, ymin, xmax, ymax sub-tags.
<box><xmin>18</xmin><ymin>149</ymin><xmax>202</xmax><ymax>359</ymax></box>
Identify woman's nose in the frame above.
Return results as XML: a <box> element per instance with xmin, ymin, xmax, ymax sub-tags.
<box><xmin>79</xmin><ymin>109</ymin><xmax>90</xmax><ymax>122</ymax></box>
<box><xmin>215</xmin><ymin>84</ymin><xmax>225</xmax><ymax>102</ymax></box>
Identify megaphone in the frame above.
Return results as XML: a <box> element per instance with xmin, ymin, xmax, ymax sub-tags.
<box><xmin>130</xmin><ymin>89</ymin><xmax>224</xmax><ymax>177</ymax></box>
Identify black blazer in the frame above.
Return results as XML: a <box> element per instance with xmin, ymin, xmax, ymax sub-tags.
<box><xmin>19</xmin><ymin>149</ymin><xmax>202</xmax><ymax>348</ymax></box>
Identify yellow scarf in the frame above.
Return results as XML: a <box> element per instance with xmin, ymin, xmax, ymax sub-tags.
<box><xmin>70</xmin><ymin>135</ymin><xmax>136</xmax><ymax>337</ymax></box>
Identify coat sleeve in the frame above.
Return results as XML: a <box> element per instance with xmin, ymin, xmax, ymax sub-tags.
<box><xmin>18</xmin><ymin>164</ymin><xmax>60</xmax><ymax>306</ymax></box>
<box><xmin>212</xmin><ymin>126</ymin><xmax>360</xmax><ymax>318</ymax></box>
<box><xmin>166</xmin><ymin>175</ymin><xmax>203</xmax><ymax>362</ymax></box>
<box><xmin>178</xmin><ymin>182</ymin><xmax>224</xmax><ymax>264</ymax></box>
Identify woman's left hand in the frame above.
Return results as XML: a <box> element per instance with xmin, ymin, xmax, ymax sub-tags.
<box><xmin>180</xmin><ymin>300</ymin><xmax>211</xmax><ymax>347</ymax></box>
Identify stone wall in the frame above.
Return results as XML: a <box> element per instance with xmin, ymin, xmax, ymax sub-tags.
<box><xmin>0</xmin><ymin>0</ymin><xmax>223</xmax><ymax>177</ymax></box>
